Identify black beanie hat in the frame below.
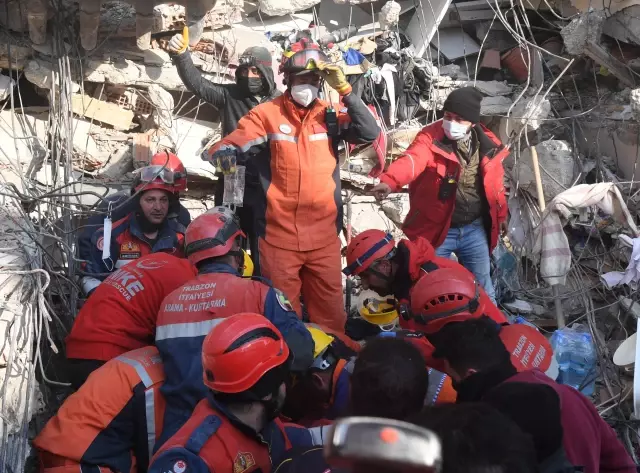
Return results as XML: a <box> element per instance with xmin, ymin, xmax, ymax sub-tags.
<box><xmin>443</xmin><ymin>86</ymin><xmax>483</xmax><ymax>124</ymax></box>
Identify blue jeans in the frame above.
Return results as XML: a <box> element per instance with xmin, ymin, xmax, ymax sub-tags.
<box><xmin>435</xmin><ymin>219</ymin><xmax>496</xmax><ymax>303</ymax></box>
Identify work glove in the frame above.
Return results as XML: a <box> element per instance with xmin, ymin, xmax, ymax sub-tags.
<box><xmin>367</xmin><ymin>182</ymin><xmax>392</xmax><ymax>201</ymax></box>
<box><xmin>207</xmin><ymin>145</ymin><xmax>238</xmax><ymax>175</ymax></box>
<box><xmin>317</xmin><ymin>61</ymin><xmax>352</xmax><ymax>96</ymax></box>
<box><xmin>168</xmin><ymin>29</ymin><xmax>188</xmax><ymax>55</ymax></box>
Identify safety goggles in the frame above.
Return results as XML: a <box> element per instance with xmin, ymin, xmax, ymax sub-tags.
<box><xmin>284</xmin><ymin>48</ymin><xmax>328</xmax><ymax>72</ymax></box>
<box><xmin>139</xmin><ymin>165</ymin><xmax>184</xmax><ymax>185</ymax></box>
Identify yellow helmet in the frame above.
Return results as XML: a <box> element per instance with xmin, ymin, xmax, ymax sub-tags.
<box><xmin>308</xmin><ymin>326</ymin><xmax>335</xmax><ymax>359</ymax></box>
<box><xmin>242</xmin><ymin>249</ymin><xmax>254</xmax><ymax>277</ymax></box>
<box><xmin>358</xmin><ymin>293</ymin><xmax>399</xmax><ymax>331</ymax></box>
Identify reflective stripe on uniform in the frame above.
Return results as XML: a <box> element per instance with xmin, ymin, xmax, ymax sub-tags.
<box><xmin>115</xmin><ymin>259</ymin><xmax>133</xmax><ymax>269</ymax></box>
<box><xmin>155</xmin><ymin>319</ymin><xmax>225</xmax><ymax>341</ymax></box>
<box><xmin>425</xmin><ymin>368</ymin><xmax>447</xmax><ymax>405</ymax></box>
<box><xmin>238</xmin><ymin>136</ymin><xmax>268</xmax><ymax>153</ymax></box>
<box><xmin>145</xmin><ymin>389</ymin><xmax>157</xmax><ymax>460</ymax></box>
<box><xmin>309</xmin><ymin>133</ymin><xmax>328</xmax><ymax>141</ymax></box>
<box><xmin>268</xmin><ymin>133</ymin><xmax>297</xmax><ymax>143</ymax></box>
<box><xmin>117</xmin><ymin>356</ymin><xmax>153</xmax><ymax>387</ymax></box>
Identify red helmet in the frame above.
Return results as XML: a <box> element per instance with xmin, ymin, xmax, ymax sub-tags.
<box><xmin>184</xmin><ymin>207</ymin><xmax>245</xmax><ymax>265</ymax></box>
<box><xmin>499</xmin><ymin>324</ymin><xmax>554</xmax><ymax>375</ymax></box>
<box><xmin>408</xmin><ymin>267</ymin><xmax>485</xmax><ymax>334</ymax></box>
<box><xmin>202</xmin><ymin>313</ymin><xmax>290</xmax><ymax>393</ymax></box>
<box><xmin>134</xmin><ymin>151</ymin><xmax>187</xmax><ymax>194</ymax></box>
<box><xmin>280</xmin><ymin>39</ymin><xmax>329</xmax><ymax>76</ymax></box>
<box><xmin>343</xmin><ymin>230</ymin><xmax>395</xmax><ymax>276</ymax></box>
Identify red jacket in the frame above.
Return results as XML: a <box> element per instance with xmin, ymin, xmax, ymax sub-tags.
<box><xmin>396</xmin><ymin>238</ymin><xmax>506</xmax><ymax>326</ymax></box>
<box><xmin>379</xmin><ymin>121</ymin><xmax>509</xmax><ymax>250</ymax></box>
<box><xmin>150</xmin><ymin>398</ymin><xmax>322</xmax><ymax>473</ymax></box>
<box><xmin>67</xmin><ymin>254</ymin><xmax>196</xmax><ymax>361</ymax></box>
<box><xmin>34</xmin><ymin>346</ymin><xmax>165</xmax><ymax>473</ymax></box>
<box><xmin>504</xmin><ymin>370</ymin><xmax>636</xmax><ymax>473</ymax></box>
<box><xmin>394</xmin><ymin>238</ymin><xmax>508</xmax><ymax>371</ymax></box>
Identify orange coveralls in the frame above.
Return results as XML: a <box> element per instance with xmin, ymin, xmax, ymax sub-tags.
<box><xmin>208</xmin><ymin>92</ymin><xmax>378</xmax><ymax>332</ymax></box>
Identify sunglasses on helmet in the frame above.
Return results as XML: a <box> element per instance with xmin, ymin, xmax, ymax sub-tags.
<box><xmin>139</xmin><ymin>165</ymin><xmax>184</xmax><ymax>185</ymax></box>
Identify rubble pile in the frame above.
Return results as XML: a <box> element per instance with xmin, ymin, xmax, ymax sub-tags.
<box><xmin>3</xmin><ymin>0</ymin><xmax>640</xmax><ymax>468</ymax></box>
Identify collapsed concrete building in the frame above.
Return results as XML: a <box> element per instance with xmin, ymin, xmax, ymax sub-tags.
<box><xmin>2</xmin><ymin>0</ymin><xmax>640</xmax><ymax>469</ymax></box>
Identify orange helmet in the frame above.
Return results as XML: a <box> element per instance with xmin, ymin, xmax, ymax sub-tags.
<box><xmin>134</xmin><ymin>151</ymin><xmax>187</xmax><ymax>194</ymax></box>
<box><xmin>202</xmin><ymin>313</ymin><xmax>290</xmax><ymax>393</ymax></box>
<box><xmin>184</xmin><ymin>207</ymin><xmax>245</xmax><ymax>265</ymax></box>
<box><xmin>409</xmin><ymin>267</ymin><xmax>484</xmax><ymax>334</ymax></box>
<box><xmin>343</xmin><ymin>230</ymin><xmax>395</xmax><ymax>276</ymax></box>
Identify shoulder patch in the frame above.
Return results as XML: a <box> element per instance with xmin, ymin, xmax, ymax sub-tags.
<box><xmin>233</xmin><ymin>452</ymin><xmax>256</xmax><ymax>473</ymax></box>
<box><xmin>274</xmin><ymin>289</ymin><xmax>294</xmax><ymax>312</ymax></box>
<box><xmin>96</xmin><ymin>236</ymin><xmax>104</xmax><ymax>250</ymax></box>
<box><xmin>173</xmin><ymin>460</ymin><xmax>188</xmax><ymax>473</ymax></box>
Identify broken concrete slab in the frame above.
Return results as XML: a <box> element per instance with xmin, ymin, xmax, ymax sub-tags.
<box><xmin>0</xmin><ymin>39</ymin><xmax>33</xmax><ymax>70</ymax></box>
<box><xmin>71</xmin><ymin>94</ymin><xmax>135</xmax><ymax>131</ymax></box>
<box><xmin>432</xmin><ymin>28</ymin><xmax>481</xmax><ymax>61</ymax></box>
<box><xmin>379</xmin><ymin>1</ymin><xmax>402</xmax><ymax>30</ymax></box>
<box><xmin>469</xmin><ymin>80</ymin><xmax>513</xmax><ymax>96</ymax></box>
<box><xmin>259</xmin><ymin>0</ymin><xmax>321</xmax><ymax>16</ymax></box>
<box><xmin>516</xmin><ymin>140</ymin><xmax>575</xmax><ymax>202</ymax></box>
<box><xmin>499</xmin><ymin>96</ymin><xmax>551</xmax><ymax>141</ymax></box>
<box><xmin>0</xmin><ymin>110</ymin><xmax>49</xmax><ymax>169</ymax></box>
<box><xmin>380</xmin><ymin>194</ymin><xmax>410</xmax><ymax>228</ymax></box>
<box><xmin>481</xmin><ymin>96</ymin><xmax>513</xmax><ymax>116</ymax></box>
<box><xmin>100</xmin><ymin>146</ymin><xmax>134</xmax><ymax>179</ymax></box>
<box><xmin>631</xmin><ymin>88</ymin><xmax>640</xmax><ymax>119</ymax></box>
<box><xmin>345</xmin><ymin>197</ymin><xmax>406</xmax><ymax>240</ymax></box>
<box><xmin>320</xmin><ymin>1</ymin><xmax>370</xmax><ymax>31</ymax></box>
<box><xmin>23</xmin><ymin>60</ymin><xmax>81</xmax><ymax>92</ymax></box>
<box><xmin>71</xmin><ymin>118</ymin><xmax>111</xmax><ymax>167</ymax></box>
<box><xmin>173</xmin><ymin>117</ymin><xmax>219</xmax><ymax>182</ymax></box>
<box><xmin>0</xmin><ymin>74</ymin><xmax>15</xmax><ymax>101</ymax></box>
<box><xmin>147</xmin><ymin>84</ymin><xmax>174</xmax><ymax>131</ymax></box>
<box><xmin>405</xmin><ymin>0</ymin><xmax>454</xmax><ymax>58</ymax></box>
<box><xmin>561</xmin><ymin>10</ymin><xmax>606</xmax><ymax>56</ymax></box>
<box><xmin>603</xmin><ymin>6</ymin><xmax>640</xmax><ymax>45</ymax></box>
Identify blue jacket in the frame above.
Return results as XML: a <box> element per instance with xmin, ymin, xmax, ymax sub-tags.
<box><xmin>154</xmin><ymin>263</ymin><xmax>314</xmax><ymax>449</ymax></box>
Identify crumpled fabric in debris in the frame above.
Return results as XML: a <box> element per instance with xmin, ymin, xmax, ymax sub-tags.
<box><xmin>343</xmin><ymin>48</ymin><xmax>366</xmax><ymax>66</ymax></box>
<box><xmin>533</xmin><ymin>183</ymin><xmax>639</xmax><ymax>286</ymax></box>
<box><xmin>601</xmin><ymin>237</ymin><xmax>640</xmax><ymax>289</ymax></box>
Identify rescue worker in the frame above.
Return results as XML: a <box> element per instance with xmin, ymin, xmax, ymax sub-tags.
<box><xmin>430</xmin><ymin>316</ymin><xmax>636</xmax><ymax>473</ymax></box>
<box><xmin>81</xmin><ymin>152</ymin><xmax>189</xmax><ymax>296</ymax></box>
<box><xmin>283</xmin><ymin>326</ymin><xmax>357</xmax><ymax>425</ymax></box>
<box><xmin>155</xmin><ymin>208</ymin><xmax>314</xmax><ymax>446</ymax></box>
<box><xmin>150</xmin><ymin>314</ymin><xmax>325</xmax><ymax>473</ymax></box>
<box><xmin>167</xmin><ymin>34</ymin><xmax>281</xmax><ymax>274</ymax></box>
<box><xmin>34</xmin><ymin>346</ymin><xmax>164</xmax><ymax>473</ymax></box>
<box><xmin>205</xmin><ymin>39</ymin><xmax>379</xmax><ymax>332</ymax></box>
<box><xmin>66</xmin><ymin>253</ymin><xmax>196</xmax><ymax>388</ymax></box>
<box><xmin>409</xmin><ymin>266</ymin><xmax>558</xmax><ymax>377</ymax></box>
<box><xmin>342</xmin><ymin>229</ymin><xmax>507</xmax><ymax>326</ymax></box>
<box><xmin>350</xmin><ymin>294</ymin><xmax>457</xmax><ymax>404</ymax></box>
<box><xmin>350</xmin><ymin>338</ymin><xmax>428</xmax><ymax>421</ymax></box>
<box><xmin>368</xmin><ymin>87</ymin><xmax>509</xmax><ymax>302</ymax></box>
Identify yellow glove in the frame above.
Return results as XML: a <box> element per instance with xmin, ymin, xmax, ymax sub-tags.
<box><xmin>317</xmin><ymin>61</ymin><xmax>352</xmax><ymax>96</ymax></box>
<box><xmin>168</xmin><ymin>27</ymin><xmax>189</xmax><ymax>55</ymax></box>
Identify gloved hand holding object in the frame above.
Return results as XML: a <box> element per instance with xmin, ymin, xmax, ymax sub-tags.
<box><xmin>325</xmin><ymin>417</ymin><xmax>442</xmax><ymax>473</ymax></box>
<box><xmin>205</xmin><ymin>144</ymin><xmax>238</xmax><ymax>174</ymax></box>
<box><xmin>168</xmin><ymin>27</ymin><xmax>189</xmax><ymax>55</ymax></box>
<box><xmin>317</xmin><ymin>61</ymin><xmax>352</xmax><ymax>96</ymax></box>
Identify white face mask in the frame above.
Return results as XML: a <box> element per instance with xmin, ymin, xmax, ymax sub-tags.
<box><xmin>290</xmin><ymin>84</ymin><xmax>319</xmax><ymax>107</ymax></box>
<box><xmin>442</xmin><ymin>119</ymin><xmax>471</xmax><ymax>141</ymax></box>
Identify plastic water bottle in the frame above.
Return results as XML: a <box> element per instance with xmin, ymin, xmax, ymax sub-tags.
<box><xmin>551</xmin><ymin>326</ymin><xmax>596</xmax><ymax>396</ymax></box>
